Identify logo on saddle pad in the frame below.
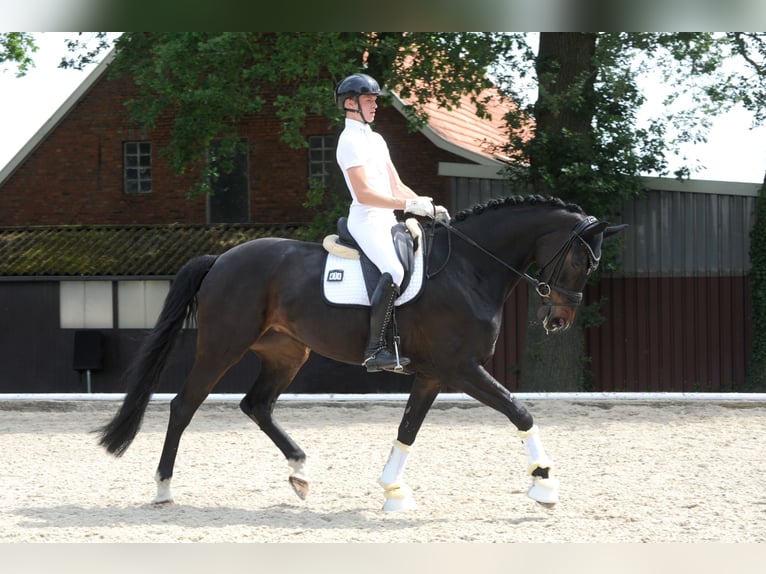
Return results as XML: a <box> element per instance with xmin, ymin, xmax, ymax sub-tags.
<box><xmin>321</xmin><ymin>218</ymin><xmax>425</xmax><ymax>308</ymax></box>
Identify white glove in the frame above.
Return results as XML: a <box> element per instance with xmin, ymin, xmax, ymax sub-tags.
<box><xmin>404</xmin><ymin>196</ymin><xmax>434</xmax><ymax>218</ymax></box>
<box><xmin>434</xmin><ymin>204</ymin><xmax>450</xmax><ymax>223</ymax></box>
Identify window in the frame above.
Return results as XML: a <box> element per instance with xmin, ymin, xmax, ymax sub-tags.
<box><xmin>124</xmin><ymin>141</ymin><xmax>152</xmax><ymax>193</ymax></box>
<box><xmin>60</xmin><ymin>280</ymin><xmax>194</xmax><ymax>330</ymax></box>
<box><xmin>208</xmin><ymin>140</ymin><xmax>250</xmax><ymax>223</ymax></box>
<box><xmin>308</xmin><ymin>135</ymin><xmax>337</xmax><ymax>188</ymax></box>
<box><xmin>117</xmin><ymin>280</ymin><xmax>170</xmax><ymax>328</ymax></box>
<box><xmin>60</xmin><ymin>281</ymin><xmax>114</xmax><ymax>328</ymax></box>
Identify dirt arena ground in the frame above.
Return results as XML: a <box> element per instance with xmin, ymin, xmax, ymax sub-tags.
<box><xmin>1</xmin><ymin>397</ymin><xmax>765</xmax><ymax>543</ymax></box>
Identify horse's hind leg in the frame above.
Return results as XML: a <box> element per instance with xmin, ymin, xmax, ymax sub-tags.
<box><xmin>154</xmin><ymin>352</ymin><xmax>243</xmax><ymax>504</ymax></box>
<box><xmin>239</xmin><ymin>332</ymin><xmax>311</xmax><ymax>500</ymax></box>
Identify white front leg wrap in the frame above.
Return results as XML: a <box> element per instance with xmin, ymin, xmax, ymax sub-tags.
<box><xmin>154</xmin><ymin>471</ymin><xmax>173</xmax><ymax>504</ymax></box>
<box><xmin>518</xmin><ymin>425</ymin><xmax>559</xmax><ymax>505</ymax></box>
<box><xmin>379</xmin><ymin>440</ymin><xmax>410</xmax><ymax>489</ymax></box>
<box><xmin>288</xmin><ymin>458</ymin><xmax>308</xmax><ymax>482</ymax></box>
<box><xmin>378</xmin><ymin>440</ymin><xmax>416</xmax><ymax>510</ymax></box>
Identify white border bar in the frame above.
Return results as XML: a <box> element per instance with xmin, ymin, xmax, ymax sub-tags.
<box><xmin>1</xmin><ymin>393</ymin><xmax>765</xmax><ymax>403</ymax></box>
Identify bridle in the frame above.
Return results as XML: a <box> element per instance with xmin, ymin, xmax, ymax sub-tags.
<box><xmin>428</xmin><ymin>215</ymin><xmax>602</xmax><ymax>308</ymax></box>
<box><xmin>533</xmin><ymin>215</ymin><xmax>601</xmax><ymax>307</ymax></box>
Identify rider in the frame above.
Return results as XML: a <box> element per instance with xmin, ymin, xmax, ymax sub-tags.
<box><xmin>334</xmin><ymin>72</ymin><xmax>447</xmax><ymax>373</ymax></box>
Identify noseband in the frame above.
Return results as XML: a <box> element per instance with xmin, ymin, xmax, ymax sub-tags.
<box><xmin>437</xmin><ymin>215</ymin><xmax>601</xmax><ymax>308</ymax></box>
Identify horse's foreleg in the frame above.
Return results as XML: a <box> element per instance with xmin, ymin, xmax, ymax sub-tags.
<box><xmin>378</xmin><ymin>377</ymin><xmax>440</xmax><ymax>511</ymax></box>
<box><xmin>378</xmin><ymin>440</ymin><xmax>416</xmax><ymax>511</ymax></box>
<box><xmin>241</xmin><ymin>334</ymin><xmax>311</xmax><ymax>500</ymax></box>
<box><xmin>455</xmin><ymin>364</ymin><xmax>559</xmax><ymax>507</ymax></box>
<box><xmin>517</xmin><ymin>424</ymin><xmax>558</xmax><ymax>506</ymax></box>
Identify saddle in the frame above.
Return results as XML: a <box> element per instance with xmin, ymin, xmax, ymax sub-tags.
<box><xmin>322</xmin><ymin>217</ymin><xmax>422</xmax><ymax>302</ymax></box>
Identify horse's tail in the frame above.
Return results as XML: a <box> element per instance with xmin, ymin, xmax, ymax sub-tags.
<box><xmin>97</xmin><ymin>254</ymin><xmax>218</xmax><ymax>457</ymax></box>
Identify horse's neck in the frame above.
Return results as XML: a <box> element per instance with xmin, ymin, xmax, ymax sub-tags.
<box><xmin>452</xmin><ymin>207</ymin><xmax>552</xmax><ymax>262</ymax></box>
<box><xmin>448</xmin><ymin>206</ymin><xmax>572</xmax><ymax>297</ymax></box>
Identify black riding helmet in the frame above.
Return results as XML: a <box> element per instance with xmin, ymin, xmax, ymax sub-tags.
<box><xmin>335</xmin><ymin>73</ymin><xmax>380</xmax><ymax>124</ymax></box>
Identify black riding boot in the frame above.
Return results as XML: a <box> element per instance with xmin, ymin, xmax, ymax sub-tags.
<box><xmin>363</xmin><ymin>273</ymin><xmax>410</xmax><ymax>373</ymax></box>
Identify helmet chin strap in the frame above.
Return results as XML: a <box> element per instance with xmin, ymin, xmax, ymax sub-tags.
<box><xmin>344</xmin><ymin>96</ymin><xmax>371</xmax><ymax>124</ymax></box>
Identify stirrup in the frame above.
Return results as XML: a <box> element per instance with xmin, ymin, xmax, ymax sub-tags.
<box><xmin>363</xmin><ymin>347</ymin><xmax>410</xmax><ymax>373</ymax></box>
<box><xmin>384</xmin><ymin>335</ymin><xmax>410</xmax><ymax>374</ymax></box>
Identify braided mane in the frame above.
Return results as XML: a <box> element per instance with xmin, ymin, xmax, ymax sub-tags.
<box><xmin>453</xmin><ymin>194</ymin><xmax>584</xmax><ymax>223</ymax></box>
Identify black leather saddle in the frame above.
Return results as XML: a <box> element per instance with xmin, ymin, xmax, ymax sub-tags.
<box><xmin>335</xmin><ymin>217</ymin><xmax>419</xmax><ymax>300</ymax></box>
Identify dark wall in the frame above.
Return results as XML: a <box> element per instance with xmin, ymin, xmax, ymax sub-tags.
<box><xmin>0</xmin><ymin>281</ymin><xmax>413</xmax><ymax>394</ymax></box>
<box><xmin>1</xmin><ymin>276</ymin><xmax>754</xmax><ymax>394</ymax></box>
<box><xmin>0</xmin><ymin>282</ymin><xmax>75</xmax><ymax>392</ymax></box>
<box><xmin>585</xmin><ymin>275</ymin><xmax>753</xmax><ymax>392</ymax></box>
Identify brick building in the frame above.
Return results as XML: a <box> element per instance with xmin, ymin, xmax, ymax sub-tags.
<box><xmin>0</xmin><ymin>51</ymin><xmax>513</xmax><ymax>227</ymax></box>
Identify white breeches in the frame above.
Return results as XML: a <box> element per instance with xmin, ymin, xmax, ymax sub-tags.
<box><xmin>348</xmin><ymin>209</ymin><xmax>405</xmax><ymax>286</ymax></box>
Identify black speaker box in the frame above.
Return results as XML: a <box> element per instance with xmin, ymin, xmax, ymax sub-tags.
<box><xmin>73</xmin><ymin>330</ymin><xmax>104</xmax><ymax>371</ymax></box>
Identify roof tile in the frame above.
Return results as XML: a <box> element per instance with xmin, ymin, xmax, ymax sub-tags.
<box><xmin>0</xmin><ymin>224</ymin><xmax>302</xmax><ymax>277</ymax></box>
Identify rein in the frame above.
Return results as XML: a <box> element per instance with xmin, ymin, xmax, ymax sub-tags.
<box><xmin>427</xmin><ymin>215</ymin><xmax>600</xmax><ymax>306</ymax></box>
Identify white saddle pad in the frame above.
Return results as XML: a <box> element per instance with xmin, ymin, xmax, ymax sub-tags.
<box><xmin>322</xmin><ymin>246</ymin><xmax>425</xmax><ymax>307</ymax></box>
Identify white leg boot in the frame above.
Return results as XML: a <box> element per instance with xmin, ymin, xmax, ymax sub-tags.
<box><xmin>153</xmin><ymin>471</ymin><xmax>174</xmax><ymax>505</ymax></box>
<box><xmin>518</xmin><ymin>425</ymin><xmax>559</xmax><ymax>506</ymax></box>
<box><xmin>378</xmin><ymin>440</ymin><xmax>417</xmax><ymax>511</ymax></box>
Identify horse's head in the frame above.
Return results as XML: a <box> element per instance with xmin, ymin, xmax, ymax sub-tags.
<box><xmin>534</xmin><ymin>216</ymin><xmax>627</xmax><ymax>334</ymax></box>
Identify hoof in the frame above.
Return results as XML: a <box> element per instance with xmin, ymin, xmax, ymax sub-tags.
<box><xmin>536</xmin><ymin>501</ymin><xmax>556</xmax><ymax>510</ymax></box>
<box><xmin>382</xmin><ymin>496</ymin><xmax>417</xmax><ymax>512</ymax></box>
<box><xmin>381</xmin><ymin>483</ymin><xmax>417</xmax><ymax>512</ymax></box>
<box><xmin>152</xmin><ymin>497</ymin><xmax>174</xmax><ymax>506</ymax></box>
<box><xmin>289</xmin><ymin>476</ymin><xmax>309</xmax><ymax>500</ymax></box>
<box><xmin>527</xmin><ymin>476</ymin><xmax>559</xmax><ymax>507</ymax></box>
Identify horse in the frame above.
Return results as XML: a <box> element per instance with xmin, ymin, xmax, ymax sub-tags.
<box><xmin>97</xmin><ymin>194</ymin><xmax>626</xmax><ymax>511</ymax></box>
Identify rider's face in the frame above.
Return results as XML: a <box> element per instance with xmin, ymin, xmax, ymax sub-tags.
<box><xmin>348</xmin><ymin>94</ymin><xmax>378</xmax><ymax>122</ymax></box>
<box><xmin>358</xmin><ymin>94</ymin><xmax>378</xmax><ymax>117</ymax></box>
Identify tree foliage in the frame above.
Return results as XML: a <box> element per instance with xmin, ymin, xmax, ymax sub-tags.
<box><xmin>490</xmin><ymin>33</ymin><xmax>766</xmax><ymax>390</ymax></box>
<box><xmin>494</xmin><ymin>33</ymin><xmax>765</xmax><ymax>220</ymax></box>
<box><xmin>0</xmin><ymin>32</ymin><xmax>37</xmax><ymax>77</ymax></box>
<box><xmin>748</xmin><ymin>177</ymin><xmax>766</xmax><ymax>390</ymax></box>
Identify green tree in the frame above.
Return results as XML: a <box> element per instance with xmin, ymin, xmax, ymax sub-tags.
<box><xmin>0</xmin><ymin>32</ymin><xmax>37</xmax><ymax>76</ymax></box>
<box><xmin>494</xmin><ymin>33</ymin><xmax>766</xmax><ymax>391</ymax></box>
<box><xmin>724</xmin><ymin>33</ymin><xmax>766</xmax><ymax>390</ymax></box>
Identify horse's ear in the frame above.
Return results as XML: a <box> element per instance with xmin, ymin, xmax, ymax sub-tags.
<box><xmin>603</xmin><ymin>224</ymin><xmax>628</xmax><ymax>238</ymax></box>
<box><xmin>581</xmin><ymin>221</ymin><xmax>609</xmax><ymax>237</ymax></box>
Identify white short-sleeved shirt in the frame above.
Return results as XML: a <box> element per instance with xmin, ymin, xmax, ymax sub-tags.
<box><xmin>336</xmin><ymin>118</ymin><xmax>394</xmax><ymax>216</ymax></box>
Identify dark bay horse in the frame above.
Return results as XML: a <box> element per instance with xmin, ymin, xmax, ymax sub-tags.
<box><xmin>98</xmin><ymin>195</ymin><xmax>625</xmax><ymax>511</ymax></box>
